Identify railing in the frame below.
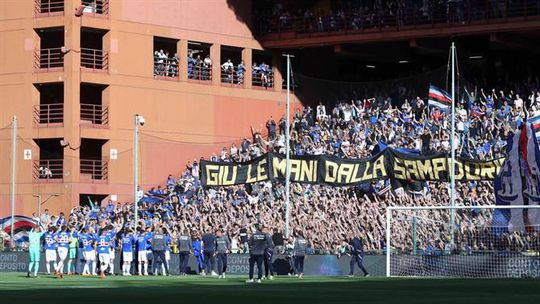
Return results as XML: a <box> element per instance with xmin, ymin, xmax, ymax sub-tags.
<box><xmin>80</xmin><ymin>103</ymin><xmax>108</xmax><ymax>127</ymax></box>
<box><xmin>33</xmin><ymin>159</ymin><xmax>63</xmax><ymax>181</ymax></box>
<box><xmin>33</xmin><ymin>103</ymin><xmax>63</xmax><ymax>127</ymax></box>
<box><xmin>188</xmin><ymin>64</ymin><xmax>212</xmax><ymax>81</ymax></box>
<box><xmin>80</xmin><ymin>159</ymin><xmax>108</xmax><ymax>181</ymax></box>
<box><xmin>34</xmin><ymin>0</ymin><xmax>64</xmax><ymax>16</ymax></box>
<box><xmin>81</xmin><ymin>48</ymin><xmax>108</xmax><ymax>71</ymax></box>
<box><xmin>81</xmin><ymin>0</ymin><xmax>110</xmax><ymax>16</ymax></box>
<box><xmin>260</xmin><ymin>0</ymin><xmax>540</xmax><ymax>37</ymax></box>
<box><xmin>154</xmin><ymin>57</ymin><xmax>179</xmax><ymax>79</ymax></box>
<box><xmin>220</xmin><ymin>65</ymin><xmax>246</xmax><ymax>86</ymax></box>
<box><xmin>34</xmin><ymin>48</ymin><xmax>63</xmax><ymax>71</ymax></box>
<box><xmin>252</xmin><ymin>69</ymin><xmax>274</xmax><ymax>89</ymax></box>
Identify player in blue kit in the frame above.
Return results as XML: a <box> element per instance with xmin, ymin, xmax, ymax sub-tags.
<box><xmin>79</xmin><ymin>228</ymin><xmax>97</xmax><ymax>276</ymax></box>
<box><xmin>43</xmin><ymin>227</ymin><xmax>58</xmax><ymax>275</ymax></box>
<box><xmin>121</xmin><ymin>229</ymin><xmax>135</xmax><ymax>276</ymax></box>
<box><xmin>54</xmin><ymin>225</ymin><xmax>70</xmax><ymax>278</ymax></box>
<box><xmin>107</xmin><ymin>227</ymin><xmax>117</xmax><ymax>275</ymax></box>
<box><xmin>136</xmin><ymin>228</ymin><xmax>151</xmax><ymax>276</ymax></box>
<box><xmin>96</xmin><ymin>229</ymin><xmax>111</xmax><ymax>279</ymax></box>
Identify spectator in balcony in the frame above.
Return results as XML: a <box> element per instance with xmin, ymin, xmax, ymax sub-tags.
<box><xmin>157</xmin><ymin>49</ymin><xmax>167</xmax><ymax>76</ymax></box>
<box><xmin>259</xmin><ymin>62</ymin><xmax>271</xmax><ymax>89</ymax></box>
<box><xmin>39</xmin><ymin>166</ymin><xmax>53</xmax><ymax>179</ymax></box>
<box><xmin>266</xmin><ymin>116</ymin><xmax>277</xmax><ymax>140</ymax></box>
<box><xmin>237</xmin><ymin>60</ymin><xmax>246</xmax><ymax>85</ymax></box>
<box><xmin>203</xmin><ymin>55</ymin><xmax>212</xmax><ymax>80</ymax></box>
<box><xmin>221</xmin><ymin>59</ymin><xmax>234</xmax><ymax>83</ymax></box>
<box><xmin>187</xmin><ymin>50</ymin><xmax>195</xmax><ymax>79</ymax></box>
<box><xmin>194</xmin><ymin>55</ymin><xmax>203</xmax><ymax>80</ymax></box>
<box><xmin>169</xmin><ymin>53</ymin><xmax>179</xmax><ymax>77</ymax></box>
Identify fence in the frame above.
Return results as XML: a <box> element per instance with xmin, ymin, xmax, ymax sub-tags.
<box><xmin>81</xmin><ymin>48</ymin><xmax>108</xmax><ymax>71</ymax></box>
<box><xmin>80</xmin><ymin>103</ymin><xmax>108</xmax><ymax>127</ymax></box>
<box><xmin>33</xmin><ymin>103</ymin><xmax>63</xmax><ymax>127</ymax></box>
<box><xmin>33</xmin><ymin>159</ymin><xmax>64</xmax><ymax>181</ymax></box>
<box><xmin>188</xmin><ymin>64</ymin><xmax>212</xmax><ymax>82</ymax></box>
<box><xmin>252</xmin><ymin>70</ymin><xmax>274</xmax><ymax>88</ymax></box>
<box><xmin>220</xmin><ymin>65</ymin><xmax>246</xmax><ymax>86</ymax></box>
<box><xmin>81</xmin><ymin>0</ymin><xmax>109</xmax><ymax>16</ymax></box>
<box><xmin>34</xmin><ymin>48</ymin><xmax>63</xmax><ymax>71</ymax></box>
<box><xmin>154</xmin><ymin>57</ymin><xmax>179</xmax><ymax>79</ymax></box>
<box><xmin>34</xmin><ymin>0</ymin><xmax>64</xmax><ymax>16</ymax></box>
<box><xmin>80</xmin><ymin>159</ymin><xmax>108</xmax><ymax>181</ymax></box>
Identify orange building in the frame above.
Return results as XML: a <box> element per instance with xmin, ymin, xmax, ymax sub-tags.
<box><xmin>0</xmin><ymin>0</ymin><xmax>300</xmax><ymax>217</ymax></box>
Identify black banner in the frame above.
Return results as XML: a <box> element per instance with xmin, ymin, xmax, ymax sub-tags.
<box><xmin>200</xmin><ymin>149</ymin><xmax>504</xmax><ymax>187</ymax></box>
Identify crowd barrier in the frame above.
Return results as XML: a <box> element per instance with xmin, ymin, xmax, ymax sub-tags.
<box><xmin>0</xmin><ymin>252</ymin><xmax>386</xmax><ymax>276</ymax></box>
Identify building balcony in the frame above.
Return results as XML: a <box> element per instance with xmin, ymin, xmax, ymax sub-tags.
<box><xmin>81</xmin><ymin>0</ymin><xmax>110</xmax><ymax>17</ymax></box>
<box><xmin>33</xmin><ymin>103</ymin><xmax>63</xmax><ymax>128</ymax></box>
<box><xmin>34</xmin><ymin>48</ymin><xmax>64</xmax><ymax>72</ymax></box>
<box><xmin>33</xmin><ymin>159</ymin><xmax>63</xmax><ymax>182</ymax></box>
<box><xmin>34</xmin><ymin>0</ymin><xmax>64</xmax><ymax>17</ymax></box>
<box><xmin>80</xmin><ymin>103</ymin><xmax>109</xmax><ymax>128</ymax></box>
<box><xmin>80</xmin><ymin>159</ymin><xmax>108</xmax><ymax>182</ymax></box>
<box><xmin>81</xmin><ymin>48</ymin><xmax>109</xmax><ymax>72</ymax></box>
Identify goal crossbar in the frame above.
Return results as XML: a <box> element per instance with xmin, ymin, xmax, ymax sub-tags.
<box><xmin>385</xmin><ymin>205</ymin><xmax>540</xmax><ymax>277</ymax></box>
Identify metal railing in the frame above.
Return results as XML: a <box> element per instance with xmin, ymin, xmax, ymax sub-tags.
<box><xmin>260</xmin><ymin>0</ymin><xmax>540</xmax><ymax>37</ymax></box>
<box><xmin>33</xmin><ymin>159</ymin><xmax>63</xmax><ymax>181</ymax></box>
<box><xmin>80</xmin><ymin>103</ymin><xmax>108</xmax><ymax>127</ymax></box>
<box><xmin>220</xmin><ymin>65</ymin><xmax>246</xmax><ymax>86</ymax></box>
<box><xmin>33</xmin><ymin>103</ymin><xmax>63</xmax><ymax>127</ymax></box>
<box><xmin>34</xmin><ymin>0</ymin><xmax>64</xmax><ymax>16</ymax></box>
<box><xmin>81</xmin><ymin>48</ymin><xmax>108</xmax><ymax>71</ymax></box>
<box><xmin>81</xmin><ymin>0</ymin><xmax>109</xmax><ymax>16</ymax></box>
<box><xmin>154</xmin><ymin>57</ymin><xmax>179</xmax><ymax>79</ymax></box>
<box><xmin>80</xmin><ymin>159</ymin><xmax>108</xmax><ymax>181</ymax></box>
<box><xmin>188</xmin><ymin>64</ymin><xmax>212</xmax><ymax>81</ymax></box>
<box><xmin>34</xmin><ymin>48</ymin><xmax>64</xmax><ymax>71</ymax></box>
<box><xmin>252</xmin><ymin>69</ymin><xmax>274</xmax><ymax>88</ymax></box>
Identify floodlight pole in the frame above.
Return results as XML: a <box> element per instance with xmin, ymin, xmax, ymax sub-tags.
<box><xmin>283</xmin><ymin>54</ymin><xmax>294</xmax><ymax>238</ymax></box>
<box><xmin>450</xmin><ymin>42</ymin><xmax>456</xmax><ymax>245</ymax></box>
<box><xmin>134</xmin><ymin>114</ymin><xmax>140</xmax><ymax>230</ymax></box>
<box><xmin>10</xmin><ymin>116</ymin><xmax>17</xmax><ymax>246</ymax></box>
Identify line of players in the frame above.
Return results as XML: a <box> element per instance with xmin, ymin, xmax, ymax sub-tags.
<box><xmin>26</xmin><ymin>224</ymin><xmax>370</xmax><ymax>281</ymax></box>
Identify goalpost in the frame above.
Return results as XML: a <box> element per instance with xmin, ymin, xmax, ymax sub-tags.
<box><xmin>386</xmin><ymin>205</ymin><xmax>540</xmax><ymax>278</ymax></box>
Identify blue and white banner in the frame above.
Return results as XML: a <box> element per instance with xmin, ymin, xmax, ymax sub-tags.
<box><xmin>494</xmin><ymin>123</ymin><xmax>540</xmax><ymax>232</ymax></box>
<box><xmin>0</xmin><ymin>215</ymin><xmax>38</xmax><ymax>246</ymax></box>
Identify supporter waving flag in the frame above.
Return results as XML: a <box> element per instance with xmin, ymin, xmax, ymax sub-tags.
<box><xmin>428</xmin><ymin>85</ymin><xmax>452</xmax><ymax>110</ymax></box>
<box><xmin>527</xmin><ymin>114</ymin><xmax>540</xmax><ymax>141</ymax></box>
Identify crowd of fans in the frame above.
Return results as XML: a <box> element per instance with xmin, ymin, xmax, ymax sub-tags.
<box><xmin>153</xmin><ymin>50</ymin><xmax>274</xmax><ymax>88</ymax></box>
<box><xmin>257</xmin><ymin>0</ymin><xmax>539</xmax><ymax>33</ymax></box>
<box><xmin>27</xmin><ymin>81</ymin><xmax>540</xmax><ymax>255</ymax></box>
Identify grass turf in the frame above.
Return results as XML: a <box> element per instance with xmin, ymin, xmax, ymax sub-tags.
<box><xmin>0</xmin><ymin>272</ymin><xmax>538</xmax><ymax>304</ymax></box>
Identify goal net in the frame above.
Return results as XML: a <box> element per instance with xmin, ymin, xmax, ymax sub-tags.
<box><xmin>386</xmin><ymin>205</ymin><xmax>540</xmax><ymax>278</ymax></box>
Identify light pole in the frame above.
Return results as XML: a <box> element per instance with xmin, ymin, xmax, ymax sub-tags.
<box><xmin>134</xmin><ymin>114</ymin><xmax>145</xmax><ymax>229</ymax></box>
<box><xmin>33</xmin><ymin>194</ymin><xmax>60</xmax><ymax>221</ymax></box>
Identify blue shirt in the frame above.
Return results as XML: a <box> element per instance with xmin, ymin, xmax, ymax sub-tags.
<box><xmin>121</xmin><ymin>234</ymin><xmax>135</xmax><ymax>253</ymax></box>
<box><xmin>56</xmin><ymin>231</ymin><xmax>70</xmax><ymax>248</ymax></box>
<box><xmin>107</xmin><ymin>230</ymin><xmax>117</xmax><ymax>249</ymax></box>
<box><xmin>96</xmin><ymin>235</ymin><xmax>111</xmax><ymax>254</ymax></box>
<box><xmin>44</xmin><ymin>232</ymin><xmax>56</xmax><ymax>250</ymax></box>
<box><xmin>136</xmin><ymin>233</ymin><xmax>151</xmax><ymax>251</ymax></box>
<box><xmin>79</xmin><ymin>233</ymin><xmax>94</xmax><ymax>252</ymax></box>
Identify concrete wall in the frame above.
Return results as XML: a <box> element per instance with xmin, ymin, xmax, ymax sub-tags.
<box><xmin>0</xmin><ymin>0</ymin><xmax>301</xmax><ymax>217</ymax></box>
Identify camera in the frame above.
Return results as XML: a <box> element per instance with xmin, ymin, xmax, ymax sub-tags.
<box><xmin>137</xmin><ymin>115</ymin><xmax>145</xmax><ymax>126</ymax></box>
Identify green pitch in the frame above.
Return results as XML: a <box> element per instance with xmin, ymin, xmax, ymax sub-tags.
<box><xmin>0</xmin><ymin>272</ymin><xmax>538</xmax><ymax>304</ymax></box>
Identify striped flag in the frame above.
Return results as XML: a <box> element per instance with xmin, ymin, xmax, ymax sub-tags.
<box><xmin>528</xmin><ymin>114</ymin><xmax>540</xmax><ymax>141</ymax></box>
<box><xmin>428</xmin><ymin>85</ymin><xmax>452</xmax><ymax>110</ymax></box>
<box><xmin>0</xmin><ymin>215</ymin><xmax>39</xmax><ymax>246</ymax></box>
